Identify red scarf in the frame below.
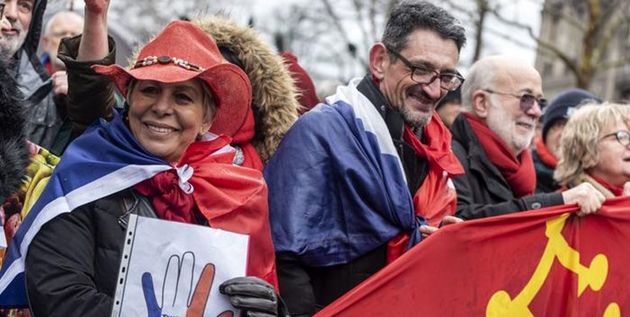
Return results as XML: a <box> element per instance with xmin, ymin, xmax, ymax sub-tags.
<box><xmin>231</xmin><ymin>107</ymin><xmax>264</xmax><ymax>171</ymax></box>
<box><xmin>134</xmin><ymin>136</ymin><xmax>278</xmax><ymax>288</ymax></box>
<box><xmin>387</xmin><ymin>113</ymin><xmax>464</xmax><ymax>263</ymax></box>
<box><xmin>589</xmin><ymin>174</ymin><xmax>625</xmax><ymax>197</ymax></box>
<box><xmin>534</xmin><ymin>136</ymin><xmax>558</xmax><ymax>168</ymax></box>
<box><xmin>464</xmin><ymin>113</ymin><xmax>536</xmax><ymax>198</ymax></box>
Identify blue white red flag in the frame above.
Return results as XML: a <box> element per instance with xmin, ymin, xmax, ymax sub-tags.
<box><xmin>265</xmin><ymin>78</ymin><xmax>421</xmax><ymax>267</ymax></box>
<box><xmin>0</xmin><ymin>114</ymin><xmax>190</xmax><ymax>307</ymax></box>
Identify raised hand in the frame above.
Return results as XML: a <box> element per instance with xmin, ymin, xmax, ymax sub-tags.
<box><xmin>84</xmin><ymin>0</ymin><xmax>110</xmax><ymax>15</ymax></box>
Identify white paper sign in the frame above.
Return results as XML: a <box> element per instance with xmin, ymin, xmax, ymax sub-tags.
<box><xmin>111</xmin><ymin>214</ymin><xmax>249</xmax><ymax>317</ymax></box>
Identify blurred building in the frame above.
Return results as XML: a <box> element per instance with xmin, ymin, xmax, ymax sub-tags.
<box><xmin>535</xmin><ymin>0</ymin><xmax>630</xmax><ymax>102</ymax></box>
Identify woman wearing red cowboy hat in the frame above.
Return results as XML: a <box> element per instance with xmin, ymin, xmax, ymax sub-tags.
<box><xmin>17</xmin><ymin>2</ymin><xmax>283</xmax><ymax>316</ymax></box>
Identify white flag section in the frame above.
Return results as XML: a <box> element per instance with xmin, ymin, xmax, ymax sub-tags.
<box><xmin>111</xmin><ymin>214</ymin><xmax>249</xmax><ymax>317</ymax></box>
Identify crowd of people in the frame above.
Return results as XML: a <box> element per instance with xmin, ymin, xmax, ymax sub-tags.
<box><xmin>0</xmin><ymin>0</ymin><xmax>628</xmax><ymax>316</ymax></box>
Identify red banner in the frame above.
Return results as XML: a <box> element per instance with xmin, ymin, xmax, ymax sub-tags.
<box><xmin>316</xmin><ymin>197</ymin><xmax>630</xmax><ymax>317</ymax></box>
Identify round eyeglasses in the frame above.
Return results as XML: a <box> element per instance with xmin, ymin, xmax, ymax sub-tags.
<box><xmin>601</xmin><ymin>130</ymin><xmax>630</xmax><ymax>147</ymax></box>
<box><xmin>385</xmin><ymin>45</ymin><xmax>464</xmax><ymax>92</ymax></box>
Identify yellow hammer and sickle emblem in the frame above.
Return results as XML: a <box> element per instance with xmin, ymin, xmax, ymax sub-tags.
<box><xmin>486</xmin><ymin>213</ymin><xmax>620</xmax><ymax>317</ymax></box>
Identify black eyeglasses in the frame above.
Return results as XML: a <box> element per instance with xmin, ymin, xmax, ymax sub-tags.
<box><xmin>482</xmin><ymin>89</ymin><xmax>547</xmax><ymax>112</ymax></box>
<box><xmin>385</xmin><ymin>45</ymin><xmax>464</xmax><ymax>92</ymax></box>
<box><xmin>0</xmin><ymin>3</ymin><xmax>5</xmax><ymax>20</ymax></box>
<box><xmin>601</xmin><ymin>130</ymin><xmax>630</xmax><ymax>146</ymax></box>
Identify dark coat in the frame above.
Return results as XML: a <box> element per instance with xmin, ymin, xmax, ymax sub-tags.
<box><xmin>0</xmin><ymin>59</ymin><xmax>29</xmax><ymax>202</ymax></box>
<box><xmin>58</xmin><ymin>35</ymin><xmax>118</xmax><ymax>140</ymax></box>
<box><xmin>449</xmin><ymin>114</ymin><xmax>564</xmax><ymax>220</ymax></box>
<box><xmin>25</xmin><ymin>190</ymin><xmax>155</xmax><ymax>317</ymax></box>
<box><xmin>532</xmin><ymin>148</ymin><xmax>559</xmax><ymax>193</ymax></box>
<box><xmin>15</xmin><ymin>0</ymin><xmax>66</xmax><ymax>149</ymax></box>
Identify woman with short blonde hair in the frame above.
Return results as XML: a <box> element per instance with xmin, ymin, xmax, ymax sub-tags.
<box><xmin>555</xmin><ymin>102</ymin><xmax>630</xmax><ymax>197</ymax></box>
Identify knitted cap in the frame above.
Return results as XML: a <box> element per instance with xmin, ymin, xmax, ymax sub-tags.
<box><xmin>436</xmin><ymin>88</ymin><xmax>461</xmax><ymax>110</ymax></box>
<box><xmin>542</xmin><ymin>88</ymin><xmax>601</xmax><ymax>141</ymax></box>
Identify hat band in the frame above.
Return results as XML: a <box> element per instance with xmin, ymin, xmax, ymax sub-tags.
<box><xmin>133</xmin><ymin>55</ymin><xmax>205</xmax><ymax>72</ymax></box>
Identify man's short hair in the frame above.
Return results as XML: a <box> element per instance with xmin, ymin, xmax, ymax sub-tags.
<box><xmin>382</xmin><ymin>0</ymin><xmax>466</xmax><ymax>54</ymax></box>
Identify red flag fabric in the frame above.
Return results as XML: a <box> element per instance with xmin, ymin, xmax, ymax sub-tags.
<box><xmin>316</xmin><ymin>197</ymin><xmax>630</xmax><ymax>317</ymax></box>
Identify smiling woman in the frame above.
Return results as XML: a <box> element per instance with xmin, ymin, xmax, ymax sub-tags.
<box><xmin>555</xmin><ymin>103</ymin><xmax>630</xmax><ymax>197</ymax></box>
<box><xmin>18</xmin><ymin>19</ymin><xmax>283</xmax><ymax>317</ymax></box>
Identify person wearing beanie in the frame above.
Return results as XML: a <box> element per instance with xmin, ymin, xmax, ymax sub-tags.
<box><xmin>435</xmin><ymin>87</ymin><xmax>462</xmax><ymax>127</ymax></box>
<box><xmin>533</xmin><ymin>88</ymin><xmax>602</xmax><ymax>193</ymax></box>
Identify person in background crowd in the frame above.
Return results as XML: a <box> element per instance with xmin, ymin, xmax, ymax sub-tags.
<box><xmin>39</xmin><ymin>10</ymin><xmax>83</xmax><ymax>75</ymax></box>
<box><xmin>532</xmin><ymin>88</ymin><xmax>601</xmax><ymax>193</ymax></box>
<box><xmin>435</xmin><ymin>87</ymin><xmax>461</xmax><ymax>127</ymax></box>
<box><xmin>265</xmin><ymin>1</ymin><xmax>467</xmax><ymax>315</ymax></box>
<box><xmin>38</xmin><ymin>10</ymin><xmax>84</xmax><ymax>154</ymax></box>
<box><xmin>0</xmin><ymin>0</ymin><xmax>69</xmax><ymax>150</ymax></box>
<box><xmin>555</xmin><ymin>103</ymin><xmax>630</xmax><ymax>197</ymax></box>
<box><xmin>18</xmin><ymin>17</ymin><xmax>282</xmax><ymax>316</ymax></box>
<box><xmin>281</xmin><ymin>51</ymin><xmax>320</xmax><ymax>115</ymax></box>
<box><xmin>450</xmin><ymin>55</ymin><xmax>605</xmax><ymax>220</ymax></box>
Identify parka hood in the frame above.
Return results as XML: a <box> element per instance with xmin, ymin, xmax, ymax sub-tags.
<box><xmin>193</xmin><ymin>16</ymin><xmax>299</xmax><ymax>163</ymax></box>
<box><xmin>128</xmin><ymin>16</ymin><xmax>300</xmax><ymax>163</ymax></box>
<box><xmin>15</xmin><ymin>0</ymin><xmax>49</xmax><ymax>82</ymax></box>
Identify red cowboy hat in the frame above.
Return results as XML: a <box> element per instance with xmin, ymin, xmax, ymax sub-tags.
<box><xmin>93</xmin><ymin>20</ymin><xmax>252</xmax><ymax>137</ymax></box>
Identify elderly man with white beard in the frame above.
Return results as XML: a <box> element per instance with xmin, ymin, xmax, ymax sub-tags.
<box><xmin>450</xmin><ymin>56</ymin><xmax>605</xmax><ymax>220</ymax></box>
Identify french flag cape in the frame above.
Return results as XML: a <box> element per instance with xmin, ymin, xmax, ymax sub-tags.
<box><xmin>0</xmin><ymin>113</ymin><xmax>276</xmax><ymax>307</ymax></box>
<box><xmin>265</xmin><ymin>78</ymin><xmax>421</xmax><ymax>267</ymax></box>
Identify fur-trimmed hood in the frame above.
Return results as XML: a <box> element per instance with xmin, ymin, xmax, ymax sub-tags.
<box><xmin>0</xmin><ymin>59</ymin><xmax>29</xmax><ymax>202</ymax></box>
<box><xmin>130</xmin><ymin>16</ymin><xmax>300</xmax><ymax>163</ymax></box>
<box><xmin>193</xmin><ymin>16</ymin><xmax>299</xmax><ymax>163</ymax></box>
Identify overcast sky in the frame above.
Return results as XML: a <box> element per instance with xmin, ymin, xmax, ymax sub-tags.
<box><xmin>227</xmin><ymin>0</ymin><xmax>543</xmax><ymax>75</ymax></box>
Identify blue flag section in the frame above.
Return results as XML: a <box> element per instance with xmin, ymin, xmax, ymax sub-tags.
<box><xmin>0</xmin><ymin>113</ymin><xmax>171</xmax><ymax>307</ymax></box>
<box><xmin>265</xmin><ymin>79</ymin><xmax>421</xmax><ymax>267</ymax></box>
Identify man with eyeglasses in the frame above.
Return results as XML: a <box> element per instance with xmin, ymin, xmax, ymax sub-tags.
<box><xmin>265</xmin><ymin>1</ymin><xmax>466</xmax><ymax>315</ymax></box>
<box><xmin>450</xmin><ymin>56</ymin><xmax>605</xmax><ymax>220</ymax></box>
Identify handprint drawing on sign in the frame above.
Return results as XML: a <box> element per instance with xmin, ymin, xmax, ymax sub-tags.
<box><xmin>142</xmin><ymin>251</ymin><xmax>234</xmax><ymax>317</ymax></box>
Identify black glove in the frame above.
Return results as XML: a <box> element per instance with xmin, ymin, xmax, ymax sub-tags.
<box><xmin>219</xmin><ymin>276</ymin><xmax>280</xmax><ymax>317</ymax></box>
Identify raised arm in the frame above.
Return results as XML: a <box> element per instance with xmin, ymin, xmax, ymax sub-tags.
<box><xmin>59</xmin><ymin>0</ymin><xmax>117</xmax><ymax>139</ymax></box>
<box><xmin>78</xmin><ymin>0</ymin><xmax>110</xmax><ymax>61</ymax></box>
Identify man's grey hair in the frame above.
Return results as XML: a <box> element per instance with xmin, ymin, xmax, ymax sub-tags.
<box><xmin>461</xmin><ymin>59</ymin><xmax>498</xmax><ymax>110</ymax></box>
<box><xmin>382</xmin><ymin>0</ymin><xmax>466</xmax><ymax>54</ymax></box>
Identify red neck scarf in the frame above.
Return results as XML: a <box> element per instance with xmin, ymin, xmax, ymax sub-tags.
<box><xmin>464</xmin><ymin>113</ymin><xmax>536</xmax><ymax>198</ymax></box>
<box><xmin>134</xmin><ymin>136</ymin><xmax>278</xmax><ymax>288</ymax></box>
<box><xmin>403</xmin><ymin>112</ymin><xmax>464</xmax><ymax>225</ymax></box>
<box><xmin>134</xmin><ymin>136</ymin><xmax>234</xmax><ymax>223</ymax></box>
<box><xmin>387</xmin><ymin>113</ymin><xmax>464</xmax><ymax>263</ymax></box>
<box><xmin>589</xmin><ymin>173</ymin><xmax>624</xmax><ymax>197</ymax></box>
<box><xmin>230</xmin><ymin>108</ymin><xmax>264</xmax><ymax>171</ymax></box>
<box><xmin>534</xmin><ymin>136</ymin><xmax>558</xmax><ymax>168</ymax></box>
